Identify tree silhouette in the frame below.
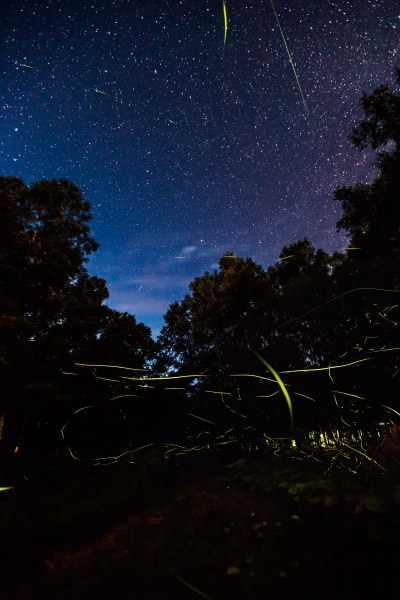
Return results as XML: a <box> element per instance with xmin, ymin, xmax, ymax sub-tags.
<box><xmin>156</xmin><ymin>70</ymin><xmax>400</xmax><ymax>439</ymax></box>
<box><xmin>0</xmin><ymin>177</ymin><xmax>154</xmax><ymax>457</ymax></box>
<box><xmin>335</xmin><ymin>68</ymin><xmax>400</xmax><ymax>289</ymax></box>
<box><xmin>157</xmin><ymin>254</ymin><xmax>275</xmax><ymax>385</ymax></box>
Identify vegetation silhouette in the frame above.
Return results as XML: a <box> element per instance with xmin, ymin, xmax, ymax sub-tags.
<box><xmin>1</xmin><ymin>68</ymin><xmax>399</xmax><ymax>476</ymax></box>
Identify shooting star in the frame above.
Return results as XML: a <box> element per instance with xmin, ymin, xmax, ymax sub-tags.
<box><xmin>19</xmin><ymin>63</ymin><xmax>34</xmax><ymax>69</ymax></box>
<box><xmin>269</xmin><ymin>0</ymin><xmax>309</xmax><ymax>117</ymax></box>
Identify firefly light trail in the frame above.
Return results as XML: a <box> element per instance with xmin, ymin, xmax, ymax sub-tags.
<box><xmin>1</xmin><ymin>0</ymin><xmax>398</xmax><ymax>337</ymax></box>
<box><xmin>222</xmin><ymin>1</ymin><xmax>228</xmax><ymax>47</ymax></box>
<box><xmin>269</xmin><ymin>0</ymin><xmax>309</xmax><ymax>117</ymax></box>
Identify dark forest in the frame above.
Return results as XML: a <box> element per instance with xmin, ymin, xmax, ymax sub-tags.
<box><xmin>1</xmin><ymin>69</ymin><xmax>400</xmax><ymax>600</ymax></box>
<box><xmin>2</xmin><ymin>71</ymin><xmax>399</xmax><ymax>464</ymax></box>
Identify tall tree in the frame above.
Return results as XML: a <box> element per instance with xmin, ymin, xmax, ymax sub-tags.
<box><xmin>0</xmin><ymin>177</ymin><xmax>154</xmax><ymax>457</ymax></box>
<box><xmin>0</xmin><ymin>178</ymin><xmax>101</xmax><ymax>381</ymax></box>
<box><xmin>157</xmin><ymin>253</ymin><xmax>276</xmax><ymax>385</ymax></box>
<box><xmin>334</xmin><ymin>68</ymin><xmax>400</xmax><ymax>288</ymax></box>
<box><xmin>266</xmin><ymin>238</ymin><xmax>343</xmax><ymax>368</ymax></box>
<box><xmin>331</xmin><ymin>70</ymin><xmax>400</xmax><ymax>420</ymax></box>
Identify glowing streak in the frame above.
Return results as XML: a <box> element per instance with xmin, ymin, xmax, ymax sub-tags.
<box><xmin>368</xmin><ymin>346</ymin><xmax>400</xmax><ymax>353</ymax></box>
<box><xmin>120</xmin><ymin>374</ymin><xmax>207</xmax><ymax>381</ymax></box>
<box><xmin>0</xmin><ymin>487</ymin><xmax>14</xmax><ymax>491</ymax></box>
<box><xmin>73</xmin><ymin>403</ymin><xmax>95</xmax><ymax>415</ymax></box>
<box><xmin>280</xmin><ymin>254</ymin><xmax>294</xmax><ymax>260</ymax></box>
<box><xmin>333</xmin><ymin>392</ymin><xmax>352</xmax><ymax>429</ymax></box>
<box><xmin>339</xmin><ymin>441</ymin><xmax>385</xmax><ymax>470</ymax></box>
<box><xmin>383</xmin><ymin>304</ymin><xmax>399</xmax><ymax>314</ymax></box>
<box><xmin>293</xmin><ymin>392</ymin><xmax>316</xmax><ymax>402</ymax></box>
<box><xmin>382</xmin><ymin>404</ymin><xmax>400</xmax><ymax>418</ymax></box>
<box><xmin>222</xmin><ymin>1</ymin><xmax>228</xmax><ymax>47</ymax></box>
<box><xmin>76</xmin><ymin>363</ymin><xmax>147</xmax><ymax>371</ymax></box>
<box><xmin>19</xmin><ymin>63</ymin><xmax>34</xmax><ymax>68</ymax></box>
<box><xmin>385</xmin><ymin>304</ymin><xmax>399</xmax><ymax>311</ymax></box>
<box><xmin>163</xmin><ymin>387</ymin><xmax>185</xmax><ymax>390</ymax></box>
<box><xmin>109</xmin><ymin>394</ymin><xmax>142</xmax><ymax>401</ymax></box>
<box><xmin>92</xmin><ymin>88</ymin><xmax>109</xmax><ymax>95</ymax></box>
<box><xmin>186</xmin><ymin>412</ymin><xmax>216</xmax><ymax>425</ymax></box>
<box><xmin>253</xmin><ymin>351</ymin><xmax>294</xmax><ymax>430</ymax></box>
<box><xmin>269</xmin><ymin>0</ymin><xmax>309</xmax><ymax>116</ymax></box>
<box><xmin>332</xmin><ymin>390</ymin><xmax>366</xmax><ymax>400</ymax></box>
<box><xmin>328</xmin><ymin>361</ymin><xmax>334</xmax><ymax>383</ymax></box>
<box><xmin>174</xmin><ymin>575</ymin><xmax>214</xmax><ymax>600</ymax></box>
<box><xmin>277</xmin><ymin>287</ymin><xmax>400</xmax><ymax>330</ymax></box>
<box><xmin>378</xmin><ymin>309</ymin><xmax>398</xmax><ymax>325</ymax></box>
<box><xmin>279</xmin><ymin>357</ymin><xmax>373</xmax><ymax>373</ymax></box>
<box><xmin>196</xmin><ymin>431</ymin><xmax>211</xmax><ymax>439</ymax></box>
<box><xmin>230</xmin><ymin>373</ymin><xmax>284</xmax><ymax>384</ymax></box>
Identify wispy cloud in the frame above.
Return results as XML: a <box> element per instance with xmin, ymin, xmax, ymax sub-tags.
<box><xmin>88</xmin><ymin>233</ymin><xmax>275</xmax><ymax>337</ymax></box>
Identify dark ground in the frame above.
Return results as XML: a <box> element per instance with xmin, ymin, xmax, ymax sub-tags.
<box><xmin>1</xmin><ymin>447</ymin><xmax>400</xmax><ymax>600</ymax></box>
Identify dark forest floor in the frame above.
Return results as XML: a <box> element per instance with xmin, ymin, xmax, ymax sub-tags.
<box><xmin>1</xmin><ymin>447</ymin><xmax>400</xmax><ymax>600</ymax></box>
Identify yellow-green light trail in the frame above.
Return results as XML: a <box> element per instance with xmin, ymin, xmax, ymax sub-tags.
<box><xmin>223</xmin><ymin>1</ymin><xmax>228</xmax><ymax>47</ymax></box>
<box><xmin>174</xmin><ymin>575</ymin><xmax>214</xmax><ymax>600</ymax></box>
<box><xmin>269</xmin><ymin>0</ymin><xmax>309</xmax><ymax>117</ymax></box>
<box><xmin>253</xmin><ymin>351</ymin><xmax>294</xmax><ymax>430</ymax></box>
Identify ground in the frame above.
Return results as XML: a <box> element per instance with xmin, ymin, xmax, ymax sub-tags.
<box><xmin>1</xmin><ymin>448</ymin><xmax>400</xmax><ymax>600</ymax></box>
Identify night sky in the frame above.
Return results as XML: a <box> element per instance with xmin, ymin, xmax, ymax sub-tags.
<box><xmin>1</xmin><ymin>0</ymin><xmax>399</xmax><ymax>337</ymax></box>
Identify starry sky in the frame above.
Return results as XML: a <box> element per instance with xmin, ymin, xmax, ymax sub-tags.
<box><xmin>1</xmin><ymin>0</ymin><xmax>399</xmax><ymax>337</ymax></box>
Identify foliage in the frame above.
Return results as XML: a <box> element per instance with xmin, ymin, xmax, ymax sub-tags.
<box><xmin>335</xmin><ymin>67</ymin><xmax>400</xmax><ymax>289</ymax></box>
<box><xmin>157</xmin><ymin>253</ymin><xmax>275</xmax><ymax>386</ymax></box>
<box><xmin>0</xmin><ymin>177</ymin><xmax>101</xmax><ymax>374</ymax></box>
<box><xmin>152</xmin><ymin>70</ymin><xmax>400</xmax><ymax>457</ymax></box>
<box><xmin>2</xmin><ymin>70</ymin><xmax>400</xmax><ymax>465</ymax></box>
<box><xmin>350</xmin><ymin>67</ymin><xmax>400</xmax><ymax>151</ymax></box>
<box><xmin>0</xmin><ymin>177</ymin><xmax>155</xmax><ymax>457</ymax></box>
